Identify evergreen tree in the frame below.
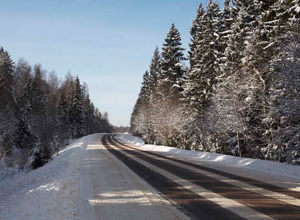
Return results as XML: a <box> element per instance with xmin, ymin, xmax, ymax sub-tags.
<box><xmin>0</xmin><ymin>47</ymin><xmax>14</xmax><ymax>111</ymax></box>
<box><xmin>58</xmin><ymin>89</ymin><xmax>70</xmax><ymax>141</ymax></box>
<box><xmin>219</xmin><ymin>0</ymin><xmax>233</xmax><ymax>67</ymax></box>
<box><xmin>0</xmin><ymin>47</ymin><xmax>113</xmax><ymax>169</ymax></box>
<box><xmin>189</xmin><ymin>3</ymin><xmax>205</xmax><ymax>69</ymax></box>
<box><xmin>160</xmin><ymin>23</ymin><xmax>186</xmax><ymax>92</ymax></box>
<box><xmin>224</xmin><ymin>0</ymin><xmax>260</xmax><ymax>73</ymax></box>
<box><xmin>83</xmin><ymin>95</ymin><xmax>96</xmax><ymax>134</ymax></box>
<box><xmin>0</xmin><ymin>47</ymin><xmax>15</xmax><ymax>156</ymax></box>
<box><xmin>14</xmin><ymin>113</ymin><xmax>36</xmax><ymax>151</ymax></box>
<box><xmin>289</xmin><ymin>0</ymin><xmax>300</xmax><ymax>30</ymax></box>
<box><xmin>131</xmin><ymin>71</ymin><xmax>152</xmax><ymax>139</ymax></box>
<box><xmin>140</xmin><ymin>70</ymin><xmax>151</xmax><ymax>102</ymax></box>
<box><xmin>148</xmin><ymin>46</ymin><xmax>161</xmax><ymax>95</ymax></box>
<box><xmin>70</xmin><ymin>76</ymin><xmax>85</xmax><ymax>138</ymax></box>
<box><xmin>15</xmin><ymin>78</ymin><xmax>35</xmax><ymax>150</ymax></box>
<box><xmin>184</xmin><ymin>0</ymin><xmax>221</xmax><ymax>109</ymax></box>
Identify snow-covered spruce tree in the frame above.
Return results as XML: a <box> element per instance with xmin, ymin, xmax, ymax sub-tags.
<box><xmin>152</xmin><ymin>24</ymin><xmax>187</xmax><ymax>146</ymax></box>
<box><xmin>131</xmin><ymin>70</ymin><xmax>155</xmax><ymax>143</ymax></box>
<box><xmin>188</xmin><ymin>3</ymin><xmax>205</xmax><ymax>69</ymax></box>
<box><xmin>233</xmin><ymin>0</ymin><xmax>299</xmax><ymax>157</ymax></box>
<box><xmin>30</xmin><ymin>65</ymin><xmax>53</xmax><ymax>168</ymax></box>
<box><xmin>261</xmin><ymin>32</ymin><xmax>300</xmax><ymax>164</ymax></box>
<box><xmin>149</xmin><ymin>46</ymin><xmax>161</xmax><ymax>95</ymax></box>
<box><xmin>46</xmin><ymin>73</ymin><xmax>61</xmax><ymax>154</ymax></box>
<box><xmin>289</xmin><ymin>0</ymin><xmax>300</xmax><ymax>30</ymax></box>
<box><xmin>57</xmin><ymin>90</ymin><xmax>70</xmax><ymax>144</ymax></box>
<box><xmin>13</xmin><ymin>60</ymin><xmax>34</xmax><ymax>149</ymax></box>
<box><xmin>210</xmin><ymin>0</ymin><xmax>264</xmax><ymax>157</ymax></box>
<box><xmin>184</xmin><ymin>0</ymin><xmax>221</xmax><ymax>110</ymax></box>
<box><xmin>182</xmin><ymin>2</ymin><xmax>206</xmax><ymax>150</ymax></box>
<box><xmin>0</xmin><ymin>47</ymin><xmax>15</xmax><ymax>157</ymax></box>
<box><xmin>211</xmin><ymin>38</ymin><xmax>268</xmax><ymax>157</ymax></box>
<box><xmin>70</xmin><ymin>76</ymin><xmax>85</xmax><ymax>139</ymax></box>
<box><xmin>160</xmin><ymin>23</ymin><xmax>186</xmax><ymax>93</ymax></box>
<box><xmin>0</xmin><ymin>48</ymin><xmax>14</xmax><ymax>108</ymax></box>
<box><xmin>182</xmin><ymin>1</ymin><xmax>224</xmax><ymax>152</ymax></box>
<box><xmin>224</xmin><ymin>0</ymin><xmax>261</xmax><ymax>74</ymax></box>
<box><xmin>270</xmin><ymin>0</ymin><xmax>299</xmax><ymax>31</ymax></box>
<box><xmin>146</xmin><ymin>47</ymin><xmax>162</xmax><ymax>143</ymax></box>
<box><xmin>219</xmin><ymin>0</ymin><xmax>233</xmax><ymax>68</ymax></box>
<box><xmin>14</xmin><ymin>78</ymin><xmax>36</xmax><ymax>149</ymax></box>
<box><xmin>83</xmin><ymin>94</ymin><xmax>96</xmax><ymax>135</ymax></box>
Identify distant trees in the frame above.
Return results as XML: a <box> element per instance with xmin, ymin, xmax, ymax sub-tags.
<box><xmin>112</xmin><ymin>126</ymin><xmax>130</xmax><ymax>133</ymax></box>
<box><xmin>131</xmin><ymin>0</ymin><xmax>300</xmax><ymax>165</ymax></box>
<box><xmin>0</xmin><ymin>48</ymin><xmax>112</xmax><ymax>169</ymax></box>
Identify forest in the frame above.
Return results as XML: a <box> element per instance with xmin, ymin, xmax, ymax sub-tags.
<box><xmin>0</xmin><ymin>49</ymin><xmax>112</xmax><ymax>171</ymax></box>
<box><xmin>131</xmin><ymin>0</ymin><xmax>300</xmax><ymax>165</ymax></box>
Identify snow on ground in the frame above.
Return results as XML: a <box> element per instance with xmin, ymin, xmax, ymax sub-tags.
<box><xmin>0</xmin><ymin>134</ymin><xmax>96</xmax><ymax>220</ymax></box>
<box><xmin>1</xmin><ymin>133</ymin><xmax>299</xmax><ymax>220</ymax></box>
<box><xmin>116</xmin><ymin>134</ymin><xmax>300</xmax><ymax>186</ymax></box>
<box><xmin>81</xmin><ymin>134</ymin><xmax>189</xmax><ymax>220</ymax></box>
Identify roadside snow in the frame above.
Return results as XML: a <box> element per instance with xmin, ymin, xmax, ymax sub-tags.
<box><xmin>116</xmin><ymin>134</ymin><xmax>300</xmax><ymax>182</ymax></box>
<box><xmin>0</xmin><ymin>134</ymin><xmax>95</xmax><ymax>220</ymax></box>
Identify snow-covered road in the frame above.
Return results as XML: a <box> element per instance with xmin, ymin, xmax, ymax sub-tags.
<box><xmin>1</xmin><ymin>133</ymin><xmax>300</xmax><ymax>219</ymax></box>
<box><xmin>78</xmin><ymin>134</ymin><xmax>188</xmax><ymax>220</ymax></box>
<box><xmin>104</xmin><ymin>134</ymin><xmax>300</xmax><ymax>220</ymax></box>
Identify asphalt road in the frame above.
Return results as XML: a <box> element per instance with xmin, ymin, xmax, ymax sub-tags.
<box><xmin>100</xmin><ymin>134</ymin><xmax>300</xmax><ymax>220</ymax></box>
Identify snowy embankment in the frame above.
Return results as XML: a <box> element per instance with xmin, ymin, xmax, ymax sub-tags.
<box><xmin>0</xmin><ymin>134</ymin><xmax>95</xmax><ymax>220</ymax></box>
<box><xmin>116</xmin><ymin>134</ymin><xmax>300</xmax><ymax>181</ymax></box>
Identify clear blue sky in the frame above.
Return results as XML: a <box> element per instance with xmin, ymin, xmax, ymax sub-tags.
<box><xmin>0</xmin><ymin>0</ymin><xmax>223</xmax><ymax>126</ymax></box>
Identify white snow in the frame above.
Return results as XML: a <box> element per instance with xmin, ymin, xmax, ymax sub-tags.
<box><xmin>116</xmin><ymin>134</ymin><xmax>300</xmax><ymax>183</ymax></box>
<box><xmin>1</xmin><ymin>133</ymin><xmax>299</xmax><ymax>220</ymax></box>
<box><xmin>0</xmin><ymin>134</ymin><xmax>95</xmax><ymax>220</ymax></box>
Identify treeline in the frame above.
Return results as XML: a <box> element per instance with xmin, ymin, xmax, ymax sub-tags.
<box><xmin>131</xmin><ymin>0</ymin><xmax>300</xmax><ymax>164</ymax></box>
<box><xmin>0</xmin><ymin>48</ymin><xmax>112</xmax><ymax>169</ymax></box>
<box><xmin>113</xmin><ymin>126</ymin><xmax>131</xmax><ymax>133</ymax></box>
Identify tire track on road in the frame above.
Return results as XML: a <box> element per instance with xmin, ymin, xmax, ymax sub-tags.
<box><xmin>112</xmin><ymin>135</ymin><xmax>300</xmax><ymax>200</ymax></box>
<box><xmin>108</xmin><ymin>134</ymin><xmax>300</xmax><ymax>220</ymax></box>
<box><xmin>102</xmin><ymin>135</ymin><xmax>245</xmax><ymax>220</ymax></box>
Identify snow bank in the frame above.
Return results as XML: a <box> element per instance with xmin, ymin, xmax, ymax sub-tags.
<box><xmin>0</xmin><ymin>134</ymin><xmax>94</xmax><ymax>220</ymax></box>
<box><xmin>117</xmin><ymin>134</ymin><xmax>300</xmax><ymax>180</ymax></box>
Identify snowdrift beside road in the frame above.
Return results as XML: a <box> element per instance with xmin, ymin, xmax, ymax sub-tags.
<box><xmin>0</xmin><ymin>134</ymin><xmax>95</xmax><ymax>220</ymax></box>
<box><xmin>116</xmin><ymin>133</ymin><xmax>300</xmax><ymax>181</ymax></box>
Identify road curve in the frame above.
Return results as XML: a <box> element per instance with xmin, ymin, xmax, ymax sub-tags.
<box><xmin>100</xmin><ymin>134</ymin><xmax>300</xmax><ymax>220</ymax></box>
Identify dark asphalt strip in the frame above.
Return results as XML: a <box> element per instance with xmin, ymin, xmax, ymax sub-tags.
<box><xmin>102</xmin><ymin>135</ymin><xmax>245</xmax><ymax>220</ymax></box>
<box><xmin>112</xmin><ymin>135</ymin><xmax>300</xmax><ymax>200</ymax></box>
<box><xmin>109</xmin><ymin>135</ymin><xmax>300</xmax><ymax>220</ymax></box>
